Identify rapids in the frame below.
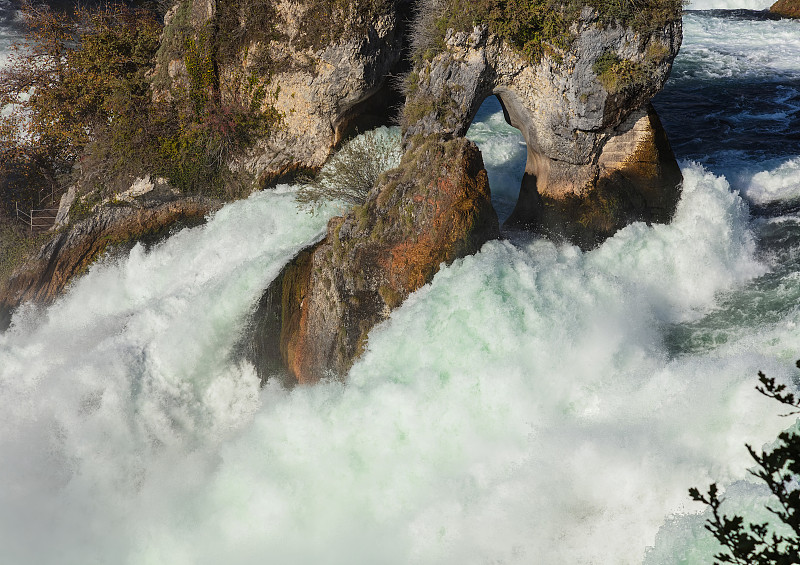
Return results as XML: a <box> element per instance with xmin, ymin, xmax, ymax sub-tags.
<box><xmin>1</xmin><ymin>5</ymin><xmax>800</xmax><ymax>565</ymax></box>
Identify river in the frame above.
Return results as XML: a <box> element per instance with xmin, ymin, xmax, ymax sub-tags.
<box><xmin>1</xmin><ymin>3</ymin><xmax>799</xmax><ymax>564</ymax></box>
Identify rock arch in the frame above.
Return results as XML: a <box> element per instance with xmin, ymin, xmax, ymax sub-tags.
<box><xmin>251</xmin><ymin>5</ymin><xmax>686</xmax><ymax>383</ymax></box>
<box><xmin>401</xmin><ymin>11</ymin><xmax>683</xmax><ymax>246</ymax></box>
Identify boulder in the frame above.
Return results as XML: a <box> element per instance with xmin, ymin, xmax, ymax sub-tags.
<box><xmin>770</xmin><ymin>0</ymin><xmax>800</xmax><ymax>18</ymax></box>
<box><xmin>251</xmin><ymin>136</ymin><xmax>499</xmax><ymax>383</ymax></box>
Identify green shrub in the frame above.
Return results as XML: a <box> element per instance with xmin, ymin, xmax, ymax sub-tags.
<box><xmin>0</xmin><ymin>2</ymin><xmax>163</xmax><ymax>210</ymax></box>
<box><xmin>592</xmin><ymin>51</ymin><xmax>649</xmax><ymax>93</ymax></box>
<box><xmin>690</xmin><ymin>362</ymin><xmax>800</xmax><ymax>564</ymax></box>
<box><xmin>2</xmin><ymin>1</ymin><xmax>285</xmax><ymax>210</ymax></box>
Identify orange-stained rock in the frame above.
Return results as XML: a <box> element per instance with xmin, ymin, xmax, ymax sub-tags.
<box><xmin>511</xmin><ymin>104</ymin><xmax>683</xmax><ymax>248</ymax></box>
<box><xmin>0</xmin><ymin>197</ymin><xmax>217</xmax><ymax>331</ymax></box>
<box><xmin>251</xmin><ymin>137</ymin><xmax>499</xmax><ymax>384</ymax></box>
<box><xmin>770</xmin><ymin>0</ymin><xmax>800</xmax><ymax>18</ymax></box>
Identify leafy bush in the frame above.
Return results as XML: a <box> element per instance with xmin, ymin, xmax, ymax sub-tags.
<box><xmin>296</xmin><ymin>128</ymin><xmax>402</xmax><ymax>211</ymax></box>
<box><xmin>1</xmin><ymin>0</ymin><xmax>285</xmax><ymax>210</ymax></box>
<box><xmin>592</xmin><ymin>52</ymin><xmax>649</xmax><ymax>93</ymax></box>
<box><xmin>0</xmin><ymin>1</ymin><xmax>162</xmax><ymax>213</ymax></box>
<box><xmin>0</xmin><ymin>2</ymin><xmax>161</xmax><ymax>158</ymax></box>
<box><xmin>690</xmin><ymin>362</ymin><xmax>800</xmax><ymax>564</ymax></box>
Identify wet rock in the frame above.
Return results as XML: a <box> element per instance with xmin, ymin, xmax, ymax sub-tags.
<box><xmin>770</xmin><ymin>0</ymin><xmax>800</xmax><ymax>18</ymax></box>
<box><xmin>252</xmin><ymin>137</ymin><xmax>499</xmax><ymax>383</ymax></box>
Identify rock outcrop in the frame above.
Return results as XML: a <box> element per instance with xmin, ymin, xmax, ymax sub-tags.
<box><xmin>153</xmin><ymin>0</ymin><xmax>407</xmax><ymax>185</ymax></box>
<box><xmin>770</xmin><ymin>0</ymin><xmax>800</xmax><ymax>18</ymax></box>
<box><xmin>0</xmin><ymin>197</ymin><xmax>217</xmax><ymax>331</ymax></box>
<box><xmin>248</xmin><ymin>3</ymin><xmax>684</xmax><ymax>382</ymax></box>
<box><xmin>402</xmin><ymin>10</ymin><xmax>682</xmax><ymax>246</ymax></box>
<box><xmin>251</xmin><ymin>137</ymin><xmax>498</xmax><ymax>383</ymax></box>
<box><xmin>3</xmin><ymin>0</ymin><xmax>685</xmax><ymax>384</ymax></box>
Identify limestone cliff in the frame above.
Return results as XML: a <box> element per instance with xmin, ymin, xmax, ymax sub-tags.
<box><xmin>1</xmin><ymin>0</ymin><xmax>685</xmax><ymax>384</ymax></box>
<box><xmin>248</xmin><ymin>0</ymin><xmax>684</xmax><ymax>382</ymax></box>
<box><xmin>153</xmin><ymin>0</ymin><xmax>407</xmax><ymax>185</ymax></box>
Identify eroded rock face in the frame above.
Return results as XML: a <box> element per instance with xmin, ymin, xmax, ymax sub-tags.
<box><xmin>403</xmin><ymin>10</ymin><xmax>683</xmax><ymax>246</ymax></box>
<box><xmin>153</xmin><ymin>0</ymin><xmax>406</xmax><ymax>185</ymax></box>
<box><xmin>251</xmin><ymin>137</ymin><xmax>499</xmax><ymax>383</ymax></box>
<box><xmin>509</xmin><ymin>103</ymin><xmax>682</xmax><ymax>246</ymax></box>
<box><xmin>0</xmin><ymin>198</ymin><xmax>217</xmax><ymax>331</ymax></box>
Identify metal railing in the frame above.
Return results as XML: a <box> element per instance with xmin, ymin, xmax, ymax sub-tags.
<box><xmin>13</xmin><ymin>184</ymin><xmax>63</xmax><ymax>234</ymax></box>
<box><xmin>14</xmin><ymin>202</ymin><xmax>60</xmax><ymax>233</ymax></box>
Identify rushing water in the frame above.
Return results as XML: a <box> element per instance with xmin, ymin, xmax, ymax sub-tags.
<box><xmin>1</xmin><ymin>6</ymin><xmax>800</xmax><ymax>565</ymax></box>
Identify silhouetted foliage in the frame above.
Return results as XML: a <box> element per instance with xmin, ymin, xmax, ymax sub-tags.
<box><xmin>690</xmin><ymin>360</ymin><xmax>800</xmax><ymax>564</ymax></box>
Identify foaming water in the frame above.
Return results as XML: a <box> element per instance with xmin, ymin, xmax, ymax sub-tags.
<box><xmin>466</xmin><ymin>97</ymin><xmax>526</xmax><ymax>223</ymax></box>
<box><xmin>0</xmin><ymin>188</ymin><xmax>335</xmax><ymax>563</ymax></box>
<box><xmin>743</xmin><ymin>156</ymin><xmax>800</xmax><ymax>204</ymax></box>
<box><xmin>653</xmin><ymin>11</ymin><xmax>800</xmax><ymax>200</ymax></box>
<box><xmin>672</xmin><ymin>12</ymin><xmax>800</xmax><ymax>80</ymax></box>
<box><xmin>0</xmin><ymin>1</ymin><xmax>19</xmax><ymax>70</ymax></box>
<box><xmin>1</xmin><ymin>160</ymin><xmax>795</xmax><ymax>564</ymax></box>
<box><xmin>688</xmin><ymin>0</ymin><xmax>773</xmax><ymax>9</ymax></box>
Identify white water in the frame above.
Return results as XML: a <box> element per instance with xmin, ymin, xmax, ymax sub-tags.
<box><xmin>2</xmin><ymin>9</ymin><xmax>800</xmax><ymax>565</ymax></box>
<box><xmin>745</xmin><ymin>156</ymin><xmax>800</xmax><ymax>203</ymax></box>
<box><xmin>687</xmin><ymin>0</ymin><xmax>772</xmax><ymax>11</ymax></box>
<box><xmin>673</xmin><ymin>13</ymin><xmax>800</xmax><ymax>80</ymax></box>
<box><xmin>1</xmin><ymin>157</ymin><xmax>796</xmax><ymax>563</ymax></box>
<box><xmin>689</xmin><ymin>0</ymin><xmax>773</xmax><ymax>10</ymax></box>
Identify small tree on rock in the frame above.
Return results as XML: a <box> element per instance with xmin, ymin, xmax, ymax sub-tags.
<box><xmin>690</xmin><ymin>361</ymin><xmax>800</xmax><ymax>564</ymax></box>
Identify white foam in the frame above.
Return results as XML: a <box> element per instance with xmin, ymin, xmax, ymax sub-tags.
<box><xmin>2</xmin><ymin>161</ymin><xmax>793</xmax><ymax>564</ymax></box>
<box><xmin>0</xmin><ymin>188</ymin><xmax>337</xmax><ymax>564</ymax></box>
<box><xmin>675</xmin><ymin>13</ymin><xmax>800</xmax><ymax>80</ymax></box>
<box><xmin>743</xmin><ymin>156</ymin><xmax>800</xmax><ymax>204</ymax></box>
<box><xmin>687</xmin><ymin>0</ymin><xmax>772</xmax><ymax>10</ymax></box>
<box><xmin>466</xmin><ymin>101</ymin><xmax>527</xmax><ymax>223</ymax></box>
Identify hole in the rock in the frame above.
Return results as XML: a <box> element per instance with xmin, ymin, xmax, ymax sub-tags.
<box><xmin>465</xmin><ymin>95</ymin><xmax>529</xmax><ymax>228</ymax></box>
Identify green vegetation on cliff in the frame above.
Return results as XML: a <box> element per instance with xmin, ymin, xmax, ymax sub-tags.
<box><xmin>0</xmin><ymin>0</ymin><xmax>282</xmax><ymax>220</ymax></box>
<box><xmin>411</xmin><ymin>0</ymin><xmax>683</xmax><ymax>64</ymax></box>
<box><xmin>0</xmin><ymin>2</ymin><xmax>161</xmax><ymax>216</ymax></box>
